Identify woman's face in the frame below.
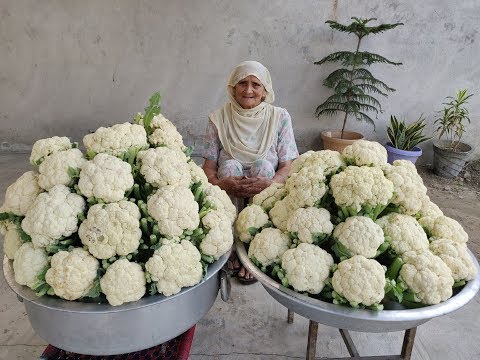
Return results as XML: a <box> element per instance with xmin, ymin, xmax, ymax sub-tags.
<box><xmin>233</xmin><ymin>75</ymin><xmax>267</xmax><ymax>109</ymax></box>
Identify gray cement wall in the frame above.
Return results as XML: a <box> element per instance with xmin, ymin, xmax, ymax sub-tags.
<box><xmin>1</xmin><ymin>0</ymin><xmax>479</xmax><ymax>162</ymax></box>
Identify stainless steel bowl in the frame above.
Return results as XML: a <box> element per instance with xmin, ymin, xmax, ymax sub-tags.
<box><xmin>3</xmin><ymin>253</ymin><xmax>229</xmax><ymax>355</ymax></box>
<box><xmin>236</xmin><ymin>239</ymin><xmax>480</xmax><ymax>332</ymax></box>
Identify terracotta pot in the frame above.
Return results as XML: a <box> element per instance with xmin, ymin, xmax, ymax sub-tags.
<box><xmin>320</xmin><ymin>130</ymin><xmax>364</xmax><ymax>152</ymax></box>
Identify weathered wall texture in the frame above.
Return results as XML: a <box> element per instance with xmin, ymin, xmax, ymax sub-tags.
<box><xmin>1</xmin><ymin>0</ymin><xmax>479</xmax><ymax>161</ymax></box>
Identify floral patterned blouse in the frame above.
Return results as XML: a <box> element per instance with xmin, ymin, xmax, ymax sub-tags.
<box><xmin>203</xmin><ymin>108</ymin><xmax>299</xmax><ymax>171</ymax></box>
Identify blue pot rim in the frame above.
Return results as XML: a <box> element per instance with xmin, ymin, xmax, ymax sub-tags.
<box><xmin>385</xmin><ymin>142</ymin><xmax>422</xmax><ymax>156</ymax></box>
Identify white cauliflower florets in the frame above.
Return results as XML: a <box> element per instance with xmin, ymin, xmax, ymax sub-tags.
<box><xmin>147</xmin><ymin>186</ymin><xmax>199</xmax><ymax>237</ymax></box>
<box><xmin>333</xmin><ymin>216</ymin><xmax>385</xmax><ymax>258</ymax></box>
<box><xmin>200</xmin><ymin>210</ymin><xmax>234</xmax><ymax>259</ymax></box>
<box><xmin>289</xmin><ymin>150</ymin><xmax>345</xmax><ymax>176</ymax></box>
<box><xmin>100</xmin><ymin>259</ymin><xmax>146</xmax><ymax>306</ymax></box>
<box><xmin>342</xmin><ymin>140</ymin><xmax>388</xmax><ymax>167</ymax></box>
<box><xmin>330</xmin><ymin>166</ymin><xmax>394</xmax><ymax>213</ymax></box>
<box><xmin>285</xmin><ymin>166</ymin><xmax>327</xmax><ymax>208</ymax></box>
<box><xmin>268</xmin><ymin>195</ymin><xmax>299</xmax><ymax>232</ymax></box>
<box><xmin>21</xmin><ymin>185</ymin><xmax>86</xmax><ymax>248</ymax></box>
<box><xmin>145</xmin><ymin>240</ymin><xmax>203</xmax><ymax>296</ymax></box>
<box><xmin>376</xmin><ymin>213</ymin><xmax>429</xmax><ymax>255</ymax></box>
<box><xmin>201</xmin><ymin>183</ymin><xmax>237</xmax><ymax>222</ymax></box>
<box><xmin>1</xmin><ymin>171</ymin><xmax>43</xmax><ymax>216</ymax></box>
<box><xmin>235</xmin><ymin>204</ymin><xmax>269</xmax><ymax>243</ymax></box>
<box><xmin>418</xmin><ymin>215</ymin><xmax>468</xmax><ymax>244</ymax></box>
<box><xmin>400</xmin><ymin>250</ymin><xmax>454</xmax><ymax>305</ymax></box>
<box><xmin>45</xmin><ymin>248</ymin><xmax>99</xmax><ymax>300</ymax></box>
<box><xmin>429</xmin><ymin>239</ymin><xmax>477</xmax><ymax>282</ymax></box>
<box><xmin>148</xmin><ymin>114</ymin><xmax>186</xmax><ymax>150</ymax></box>
<box><xmin>252</xmin><ymin>182</ymin><xmax>287</xmax><ymax>212</ymax></box>
<box><xmin>1</xmin><ymin>220</ymin><xmax>23</xmax><ymax>259</ymax></box>
<box><xmin>38</xmin><ymin>148</ymin><xmax>87</xmax><ymax>191</ymax></box>
<box><xmin>189</xmin><ymin>161</ymin><xmax>208</xmax><ymax>185</ymax></box>
<box><xmin>417</xmin><ymin>195</ymin><xmax>443</xmax><ymax>219</ymax></box>
<box><xmin>78</xmin><ymin>153</ymin><xmax>134</xmax><ymax>203</ymax></box>
<box><xmin>382</xmin><ymin>160</ymin><xmax>427</xmax><ymax>215</ymax></box>
<box><xmin>30</xmin><ymin>136</ymin><xmax>72</xmax><ymax>165</ymax></box>
<box><xmin>286</xmin><ymin>207</ymin><xmax>333</xmax><ymax>244</ymax></box>
<box><xmin>138</xmin><ymin>147</ymin><xmax>191</xmax><ymax>188</ymax></box>
<box><xmin>332</xmin><ymin>255</ymin><xmax>386</xmax><ymax>307</ymax></box>
<box><xmin>248</xmin><ymin>228</ymin><xmax>291</xmax><ymax>267</ymax></box>
<box><xmin>83</xmin><ymin>123</ymin><xmax>148</xmax><ymax>156</ymax></box>
<box><xmin>13</xmin><ymin>243</ymin><xmax>49</xmax><ymax>288</ymax></box>
<box><xmin>281</xmin><ymin>243</ymin><xmax>334</xmax><ymax>294</ymax></box>
<box><xmin>78</xmin><ymin>200</ymin><xmax>142</xmax><ymax>259</ymax></box>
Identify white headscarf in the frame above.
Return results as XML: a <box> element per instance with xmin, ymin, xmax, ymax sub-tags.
<box><xmin>209</xmin><ymin>61</ymin><xmax>282</xmax><ymax>167</ymax></box>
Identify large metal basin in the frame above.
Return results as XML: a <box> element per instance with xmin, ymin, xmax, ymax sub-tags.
<box><xmin>3</xmin><ymin>253</ymin><xmax>229</xmax><ymax>355</ymax></box>
<box><xmin>236</xmin><ymin>239</ymin><xmax>480</xmax><ymax>332</ymax></box>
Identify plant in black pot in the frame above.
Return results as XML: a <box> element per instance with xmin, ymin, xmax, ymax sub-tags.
<box><xmin>433</xmin><ymin>89</ymin><xmax>474</xmax><ymax>178</ymax></box>
<box><xmin>314</xmin><ymin>17</ymin><xmax>403</xmax><ymax>152</ymax></box>
<box><xmin>385</xmin><ymin>115</ymin><xmax>431</xmax><ymax>164</ymax></box>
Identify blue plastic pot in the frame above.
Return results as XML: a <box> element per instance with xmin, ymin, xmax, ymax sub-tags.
<box><xmin>385</xmin><ymin>142</ymin><xmax>422</xmax><ymax>164</ymax></box>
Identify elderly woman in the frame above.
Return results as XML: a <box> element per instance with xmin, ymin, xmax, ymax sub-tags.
<box><xmin>202</xmin><ymin>61</ymin><xmax>298</xmax><ymax>283</ymax></box>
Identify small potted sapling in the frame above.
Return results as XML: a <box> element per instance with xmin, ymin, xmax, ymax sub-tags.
<box><xmin>314</xmin><ymin>17</ymin><xmax>403</xmax><ymax>152</ymax></box>
<box><xmin>433</xmin><ymin>89</ymin><xmax>474</xmax><ymax>178</ymax></box>
<box><xmin>385</xmin><ymin>114</ymin><xmax>432</xmax><ymax>164</ymax></box>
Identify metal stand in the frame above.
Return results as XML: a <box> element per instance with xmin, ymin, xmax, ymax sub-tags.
<box><xmin>287</xmin><ymin>310</ymin><xmax>417</xmax><ymax>360</ymax></box>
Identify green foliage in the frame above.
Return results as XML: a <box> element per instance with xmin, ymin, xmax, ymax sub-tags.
<box><xmin>143</xmin><ymin>92</ymin><xmax>162</xmax><ymax>135</ymax></box>
<box><xmin>314</xmin><ymin>17</ymin><xmax>403</xmax><ymax>135</ymax></box>
<box><xmin>434</xmin><ymin>89</ymin><xmax>473</xmax><ymax>150</ymax></box>
<box><xmin>387</xmin><ymin>115</ymin><xmax>432</xmax><ymax>151</ymax></box>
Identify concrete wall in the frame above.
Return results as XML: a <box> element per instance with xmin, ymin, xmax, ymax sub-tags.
<box><xmin>1</xmin><ymin>0</ymin><xmax>479</xmax><ymax>162</ymax></box>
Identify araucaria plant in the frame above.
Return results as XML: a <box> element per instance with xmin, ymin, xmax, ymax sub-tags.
<box><xmin>434</xmin><ymin>89</ymin><xmax>473</xmax><ymax>151</ymax></box>
<box><xmin>315</xmin><ymin>17</ymin><xmax>403</xmax><ymax>137</ymax></box>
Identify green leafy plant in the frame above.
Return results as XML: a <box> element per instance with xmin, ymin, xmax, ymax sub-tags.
<box><xmin>434</xmin><ymin>89</ymin><xmax>473</xmax><ymax>151</ymax></box>
<box><xmin>387</xmin><ymin>115</ymin><xmax>431</xmax><ymax>151</ymax></box>
<box><xmin>314</xmin><ymin>17</ymin><xmax>403</xmax><ymax>137</ymax></box>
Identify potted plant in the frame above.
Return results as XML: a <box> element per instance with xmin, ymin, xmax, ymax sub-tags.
<box><xmin>314</xmin><ymin>17</ymin><xmax>403</xmax><ymax>152</ymax></box>
<box><xmin>385</xmin><ymin>114</ymin><xmax>431</xmax><ymax>164</ymax></box>
<box><xmin>433</xmin><ymin>89</ymin><xmax>474</xmax><ymax>178</ymax></box>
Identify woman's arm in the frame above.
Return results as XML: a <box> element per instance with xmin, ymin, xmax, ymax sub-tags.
<box><xmin>272</xmin><ymin>160</ymin><xmax>292</xmax><ymax>184</ymax></box>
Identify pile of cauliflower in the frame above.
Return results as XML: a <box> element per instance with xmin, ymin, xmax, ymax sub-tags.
<box><xmin>236</xmin><ymin>140</ymin><xmax>478</xmax><ymax>310</ymax></box>
<box><xmin>1</xmin><ymin>93</ymin><xmax>235</xmax><ymax>306</ymax></box>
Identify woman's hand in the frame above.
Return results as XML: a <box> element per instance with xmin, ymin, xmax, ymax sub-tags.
<box><xmin>237</xmin><ymin>176</ymin><xmax>273</xmax><ymax>198</ymax></box>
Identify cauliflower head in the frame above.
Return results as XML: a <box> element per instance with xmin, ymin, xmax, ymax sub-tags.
<box><xmin>189</xmin><ymin>161</ymin><xmax>209</xmax><ymax>185</ymax></box>
<box><xmin>281</xmin><ymin>243</ymin><xmax>334</xmax><ymax>294</ymax></box>
<box><xmin>201</xmin><ymin>183</ymin><xmax>237</xmax><ymax>222</ymax></box>
<box><xmin>285</xmin><ymin>165</ymin><xmax>326</xmax><ymax>208</ymax></box>
<box><xmin>330</xmin><ymin>166</ymin><xmax>394</xmax><ymax>213</ymax></box>
<box><xmin>376</xmin><ymin>213</ymin><xmax>429</xmax><ymax>255</ymax></box>
<box><xmin>399</xmin><ymin>250</ymin><xmax>454</xmax><ymax>305</ymax></box>
<box><xmin>418</xmin><ymin>215</ymin><xmax>468</xmax><ymax>244</ymax></box>
<box><xmin>235</xmin><ymin>204</ymin><xmax>269</xmax><ymax>243</ymax></box>
<box><xmin>148</xmin><ymin>115</ymin><xmax>185</xmax><ymax>150</ymax></box>
<box><xmin>83</xmin><ymin>123</ymin><xmax>148</xmax><ymax>156</ymax></box>
<box><xmin>1</xmin><ymin>171</ymin><xmax>43</xmax><ymax>216</ymax></box>
<box><xmin>333</xmin><ymin>216</ymin><xmax>385</xmax><ymax>258</ymax></box>
<box><xmin>138</xmin><ymin>147</ymin><xmax>191</xmax><ymax>188</ymax></box>
<box><xmin>430</xmin><ymin>239</ymin><xmax>477</xmax><ymax>282</ymax></box>
<box><xmin>1</xmin><ymin>220</ymin><xmax>23</xmax><ymax>259</ymax></box>
<box><xmin>290</xmin><ymin>150</ymin><xmax>344</xmax><ymax>176</ymax></box>
<box><xmin>45</xmin><ymin>248</ymin><xmax>99</xmax><ymax>300</ymax></box>
<box><xmin>30</xmin><ymin>136</ymin><xmax>72</xmax><ymax>165</ymax></box>
<box><xmin>78</xmin><ymin>200</ymin><xmax>142</xmax><ymax>259</ymax></box>
<box><xmin>268</xmin><ymin>195</ymin><xmax>299</xmax><ymax>232</ymax></box>
<box><xmin>200</xmin><ymin>210</ymin><xmax>234</xmax><ymax>259</ymax></box>
<box><xmin>382</xmin><ymin>160</ymin><xmax>427</xmax><ymax>215</ymax></box>
<box><xmin>147</xmin><ymin>186</ymin><xmax>199</xmax><ymax>237</ymax></box>
<box><xmin>342</xmin><ymin>140</ymin><xmax>388</xmax><ymax>167</ymax></box>
<box><xmin>248</xmin><ymin>228</ymin><xmax>291</xmax><ymax>267</ymax></box>
<box><xmin>252</xmin><ymin>182</ymin><xmax>287</xmax><ymax>212</ymax></box>
<box><xmin>78</xmin><ymin>153</ymin><xmax>134</xmax><ymax>203</ymax></box>
<box><xmin>417</xmin><ymin>195</ymin><xmax>443</xmax><ymax>219</ymax></box>
<box><xmin>13</xmin><ymin>243</ymin><xmax>49</xmax><ymax>288</ymax></box>
<box><xmin>21</xmin><ymin>185</ymin><xmax>86</xmax><ymax>248</ymax></box>
<box><xmin>100</xmin><ymin>259</ymin><xmax>146</xmax><ymax>306</ymax></box>
<box><xmin>145</xmin><ymin>240</ymin><xmax>203</xmax><ymax>296</ymax></box>
<box><xmin>286</xmin><ymin>207</ymin><xmax>333</xmax><ymax>244</ymax></box>
<box><xmin>38</xmin><ymin>148</ymin><xmax>87</xmax><ymax>191</ymax></box>
<box><xmin>332</xmin><ymin>255</ymin><xmax>386</xmax><ymax>307</ymax></box>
